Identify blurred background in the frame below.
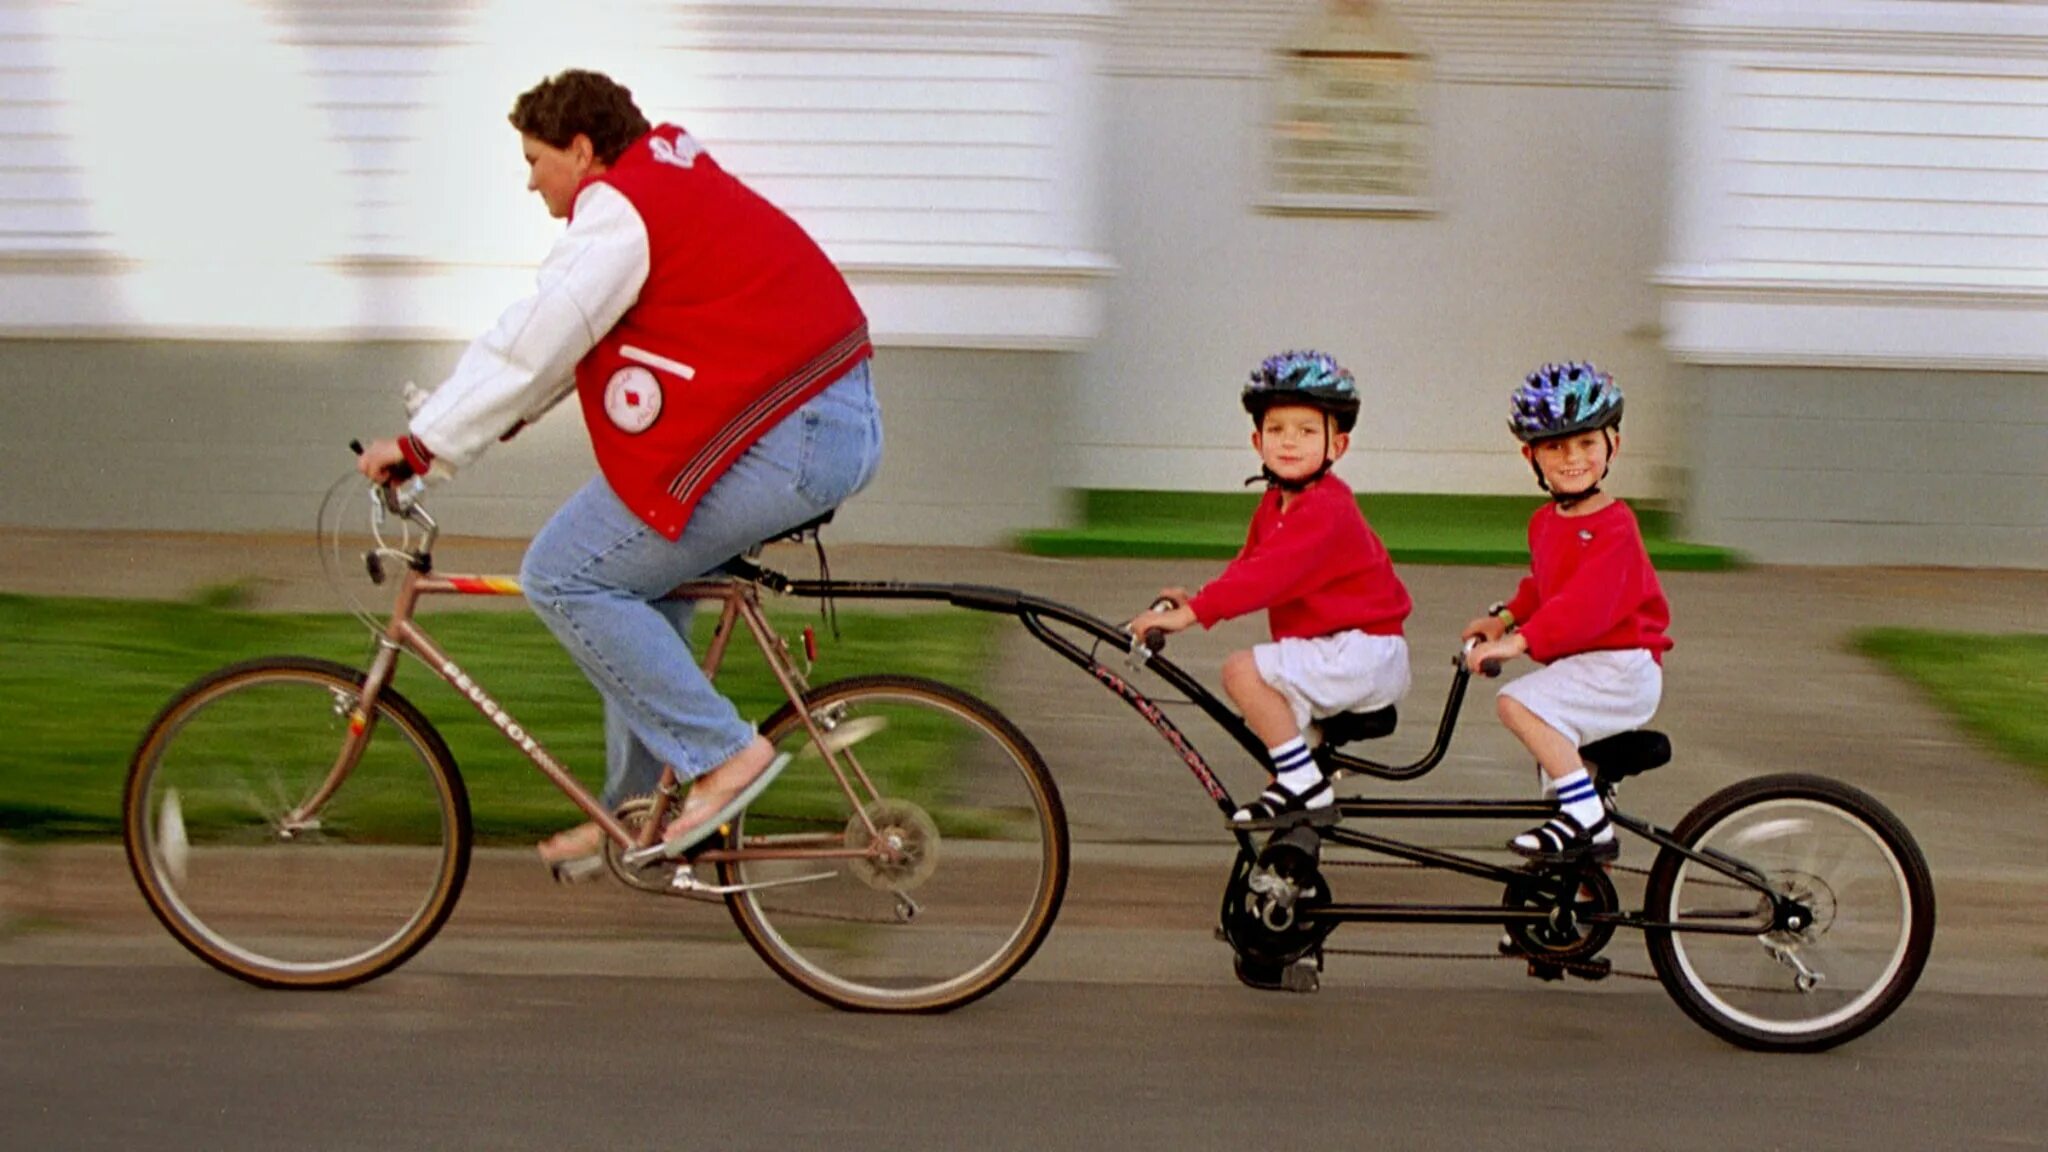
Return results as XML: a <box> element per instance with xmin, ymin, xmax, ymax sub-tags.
<box><xmin>3</xmin><ymin>0</ymin><xmax>2043</xmax><ymax>565</ymax></box>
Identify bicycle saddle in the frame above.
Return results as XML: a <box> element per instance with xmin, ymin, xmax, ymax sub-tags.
<box><xmin>1316</xmin><ymin>706</ymin><xmax>1398</xmax><ymax>746</ymax></box>
<box><xmin>1580</xmin><ymin>729</ymin><xmax>1670</xmax><ymax>784</ymax></box>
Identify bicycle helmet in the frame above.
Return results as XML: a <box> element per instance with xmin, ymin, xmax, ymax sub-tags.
<box><xmin>1508</xmin><ymin>361</ymin><xmax>1623</xmax><ymax>506</ymax></box>
<box><xmin>1242</xmin><ymin>350</ymin><xmax>1361</xmax><ymax>434</ymax></box>
<box><xmin>1507</xmin><ymin>361</ymin><xmax>1623</xmax><ymax>444</ymax></box>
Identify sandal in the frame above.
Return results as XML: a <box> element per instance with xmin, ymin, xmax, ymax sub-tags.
<box><xmin>1228</xmin><ymin>775</ymin><xmax>1338</xmax><ymax>830</ymax></box>
<box><xmin>537</xmin><ymin>822</ymin><xmax>607</xmax><ymax>885</ymax></box>
<box><xmin>1509</xmin><ymin>811</ymin><xmax>1619</xmax><ymax>864</ymax></box>
<box><xmin>621</xmin><ymin>751</ymin><xmax>793</xmax><ymax>866</ymax></box>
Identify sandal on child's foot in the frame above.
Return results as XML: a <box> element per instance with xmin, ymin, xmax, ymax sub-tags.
<box><xmin>1228</xmin><ymin>776</ymin><xmax>1338</xmax><ymax>830</ymax></box>
<box><xmin>1509</xmin><ymin>811</ymin><xmax>1618</xmax><ymax>864</ymax></box>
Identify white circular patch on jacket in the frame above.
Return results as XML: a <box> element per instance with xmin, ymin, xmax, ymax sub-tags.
<box><xmin>604</xmin><ymin>366</ymin><xmax>662</xmax><ymax>433</ymax></box>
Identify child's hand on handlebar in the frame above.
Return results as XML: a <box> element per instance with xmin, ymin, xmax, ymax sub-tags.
<box><xmin>1461</xmin><ymin>614</ymin><xmax>1509</xmax><ymax>644</ymax></box>
<box><xmin>1463</xmin><ymin>633</ymin><xmax>1527</xmax><ymax>676</ymax></box>
<box><xmin>1126</xmin><ymin>600</ymin><xmax>1197</xmax><ymax>639</ymax></box>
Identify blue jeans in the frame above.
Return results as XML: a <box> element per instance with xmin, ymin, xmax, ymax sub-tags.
<box><xmin>520</xmin><ymin>359</ymin><xmax>883</xmax><ymax>808</ymax></box>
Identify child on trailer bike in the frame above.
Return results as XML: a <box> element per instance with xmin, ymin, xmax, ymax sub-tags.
<box><xmin>1461</xmin><ymin>362</ymin><xmax>1672</xmax><ymax>863</ymax></box>
<box><xmin>1128</xmin><ymin>350</ymin><xmax>1414</xmax><ymax>828</ymax></box>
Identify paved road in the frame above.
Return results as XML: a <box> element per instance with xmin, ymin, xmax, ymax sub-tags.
<box><xmin>4</xmin><ymin>962</ymin><xmax>2041</xmax><ymax>1152</ymax></box>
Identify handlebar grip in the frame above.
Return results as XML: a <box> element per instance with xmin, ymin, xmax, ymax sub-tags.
<box><xmin>1452</xmin><ymin>642</ymin><xmax>1502</xmax><ymax>678</ymax></box>
<box><xmin>1139</xmin><ymin>597</ymin><xmax>1179</xmax><ymax>656</ymax></box>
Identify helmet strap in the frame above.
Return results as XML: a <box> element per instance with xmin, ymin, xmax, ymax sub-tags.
<box><xmin>1246</xmin><ymin>416</ymin><xmax>1337</xmax><ymax>494</ymax></box>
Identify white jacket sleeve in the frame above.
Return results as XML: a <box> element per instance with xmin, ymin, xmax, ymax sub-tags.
<box><xmin>408</xmin><ymin>182</ymin><xmax>651</xmax><ymax>467</ymax></box>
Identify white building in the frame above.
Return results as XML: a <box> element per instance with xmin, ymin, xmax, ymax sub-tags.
<box><xmin>2</xmin><ymin>0</ymin><xmax>2043</xmax><ymax>565</ymax></box>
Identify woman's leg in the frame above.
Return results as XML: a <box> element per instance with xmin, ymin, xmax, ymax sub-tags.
<box><xmin>601</xmin><ymin>595</ymin><xmax>695</xmax><ymax>809</ymax></box>
<box><xmin>525</xmin><ymin>361</ymin><xmax>883</xmax><ymax>852</ymax></box>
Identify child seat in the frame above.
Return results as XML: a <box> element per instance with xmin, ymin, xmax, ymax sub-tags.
<box><xmin>1580</xmin><ymin>729</ymin><xmax>1670</xmax><ymax>793</ymax></box>
<box><xmin>1315</xmin><ymin>706</ymin><xmax>1398</xmax><ymax>747</ymax></box>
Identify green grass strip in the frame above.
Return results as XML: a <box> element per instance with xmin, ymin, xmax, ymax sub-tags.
<box><xmin>0</xmin><ymin>594</ymin><xmax>1000</xmax><ymax>842</ymax></box>
<box><xmin>1016</xmin><ymin>489</ymin><xmax>1741</xmax><ymax>571</ymax></box>
<box><xmin>1854</xmin><ymin>627</ymin><xmax>2048</xmax><ymax>779</ymax></box>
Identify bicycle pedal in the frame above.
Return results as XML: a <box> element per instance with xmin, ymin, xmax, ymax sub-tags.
<box><xmin>1567</xmin><ymin>957</ymin><xmax>1612</xmax><ymax>983</ymax></box>
<box><xmin>1280</xmin><ymin>960</ymin><xmax>1321</xmax><ymax>995</ymax></box>
<box><xmin>1525</xmin><ymin>960</ymin><xmax>1566</xmax><ymax>983</ymax></box>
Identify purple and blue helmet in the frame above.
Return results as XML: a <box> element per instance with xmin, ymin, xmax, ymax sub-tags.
<box><xmin>1242</xmin><ymin>350</ymin><xmax>1360</xmax><ymax>433</ymax></box>
<box><xmin>1507</xmin><ymin>361</ymin><xmax>1623</xmax><ymax>444</ymax></box>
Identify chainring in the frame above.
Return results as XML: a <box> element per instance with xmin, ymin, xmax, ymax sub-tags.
<box><xmin>1220</xmin><ymin>848</ymin><xmax>1335</xmax><ymax>970</ymax></box>
<box><xmin>1500</xmin><ymin>862</ymin><xmax>1620</xmax><ymax>963</ymax></box>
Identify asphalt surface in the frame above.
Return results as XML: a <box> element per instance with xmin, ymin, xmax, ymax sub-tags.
<box><xmin>3</xmin><ymin>529</ymin><xmax>2046</xmax><ymax>1148</ymax></box>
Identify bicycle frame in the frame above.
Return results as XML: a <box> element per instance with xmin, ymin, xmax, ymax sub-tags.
<box><xmin>307</xmin><ymin>564</ymin><xmax>889</xmax><ymax>866</ymax></box>
<box><xmin>314</xmin><ymin>524</ymin><xmax>1787</xmax><ymax>933</ymax></box>
<box><xmin>737</xmin><ymin>563</ymin><xmax>1793</xmax><ymax>936</ymax></box>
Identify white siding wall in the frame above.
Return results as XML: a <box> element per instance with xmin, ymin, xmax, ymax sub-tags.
<box><xmin>1662</xmin><ymin>0</ymin><xmax>2048</xmax><ymax>369</ymax></box>
<box><xmin>1080</xmin><ymin>0</ymin><xmax>1682</xmax><ymax>499</ymax></box>
<box><xmin>0</xmin><ymin>0</ymin><xmax>1111</xmax><ymax>347</ymax></box>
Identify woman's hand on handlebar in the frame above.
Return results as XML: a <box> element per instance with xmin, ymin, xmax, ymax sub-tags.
<box><xmin>1463</xmin><ymin>632</ymin><xmax>1527</xmax><ymax>677</ymax></box>
<box><xmin>354</xmin><ymin>437</ymin><xmax>412</xmax><ymax>485</ymax></box>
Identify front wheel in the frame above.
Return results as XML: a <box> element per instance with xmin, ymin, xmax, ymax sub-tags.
<box><xmin>721</xmin><ymin>675</ymin><xmax>1068</xmax><ymax>1012</ymax></box>
<box><xmin>123</xmin><ymin>657</ymin><xmax>471</xmax><ymax>989</ymax></box>
<box><xmin>1643</xmin><ymin>773</ymin><xmax>1934</xmax><ymax>1051</ymax></box>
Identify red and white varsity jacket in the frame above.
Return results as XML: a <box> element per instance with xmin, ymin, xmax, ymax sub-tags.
<box><xmin>409</xmin><ymin>124</ymin><xmax>871</xmax><ymax>539</ymax></box>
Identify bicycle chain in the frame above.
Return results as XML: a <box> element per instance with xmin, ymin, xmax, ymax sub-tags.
<box><xmin>1314</xmin><ymin>856</ymin><xmax>1663</xmax><ymax>979</ymax></box>
<box><xmin>638</xmin><ymin>810</ymin><xmax>919</xmax><ymax>926</ymax></box>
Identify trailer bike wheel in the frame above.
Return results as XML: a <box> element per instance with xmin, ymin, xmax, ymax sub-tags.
<box><xmin>1642</xmin><ymin>773</ymin><xmax>1933</xmax><ymax>1052</ymax></box>
<box><xmin>720</xmin><ymin>675</ymin><xmax>1068</xmax><ymax>1013</ymax></box>
<box><xmin>123</xmin><ymin>657</ymin><xmax>471</xmax><ymax>989</ymax></box>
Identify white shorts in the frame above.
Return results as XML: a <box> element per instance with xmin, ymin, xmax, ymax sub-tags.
<box><xmin>1253</xmin><ymin>631</ymin><xmax>1412</xmax><ymax>732</ymax></box>
<box><xmin>1497</xmin><ymin>649</ymin><xmax>1663</xmax><ymax>747</ymax></box>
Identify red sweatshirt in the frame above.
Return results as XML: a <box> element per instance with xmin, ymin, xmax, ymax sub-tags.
<box><xmin>1188</xmin><ymin>476</ymin><xmax>1412</xmax><ymax>641</ymax></box>
<box><xmin>1504</xmin><ymin>501</ymin><xmax>1673</xmax><ymax>664</ymax></box>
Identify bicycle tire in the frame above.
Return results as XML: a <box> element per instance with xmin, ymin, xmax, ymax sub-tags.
<box><xmin>123</xmin><ymin>656</ymin><xmax>471</xmax><ymax>989</ymax></box>
<box><xmin>1643</xmin><ymin>773</ymin><xmax>1934</xmax><ymax>1052</ymax></box>
<box><xmin>720</xmin><ymin>675</ymin><xmax>1068</xmax><ymax>1012</ymax></box>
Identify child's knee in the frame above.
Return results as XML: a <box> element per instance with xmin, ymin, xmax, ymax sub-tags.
<box><xmin>1497</xmin><ymin>693</ymin><xmax>1534</xmax><ymax>728</ymax></box>
<box><xmin>1490</xmin><ymin>684</ymin><xmax>1523</xmax><ymax>721</ymax></box>
<box><xmin>1221</xmin><ymin>650</ymin><xmax>1262</xmax><ymax>697</ymax></box>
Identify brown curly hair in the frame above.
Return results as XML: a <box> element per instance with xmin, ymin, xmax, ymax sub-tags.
<box><xmin>509</xmin><ymin>70</ymin><xmax>652</xmax><ymax>166</ymax></box>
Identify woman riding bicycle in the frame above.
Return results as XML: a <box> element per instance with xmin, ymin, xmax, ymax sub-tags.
<box><xmin>356</xmin><ymin>69</ymin><xmax>884</xmax><ymax>878</ymax></box>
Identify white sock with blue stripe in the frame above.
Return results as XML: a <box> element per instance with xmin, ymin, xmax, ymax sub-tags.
<box><xmin>1269</xmin><ymin>737</ymin><xmax>1322</xmax><ymax>797</ymax></box>
<box><xmin>1550</xmin><ymin>769</ymin><xmax>1611</xmax><ymax>843</ymax></box>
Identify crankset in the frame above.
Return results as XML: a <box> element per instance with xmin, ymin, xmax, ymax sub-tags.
<box><xmin>1221</xmin><ymin>825</ymin><xmax>1335</xmax><ymax>993</ymax></box>
<box><xmin>1499</xmin><ymin>861</ymin><xmax>1621</xmax><ymax>981</ymax></box>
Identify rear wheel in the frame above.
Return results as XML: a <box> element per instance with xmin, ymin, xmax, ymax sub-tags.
<box><xmin>123</xmin><ymin>657</ymin><xmax>470</xmax><ymax>989</ymax></box>
<box><xmin>721</xmin><ymin>675</ymin><xmax>1067</xmax><ymax>1012</ymax></box>
<box><xmin>1643</xmin><ymin>774</ymin><xmax>1933</xmax><ymax>1051</ymax></box>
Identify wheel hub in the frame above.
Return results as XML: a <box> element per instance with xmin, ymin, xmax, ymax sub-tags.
<box><xmin>1767</xmin><ymin>869</ymin><xmax>1836</xmax><ymax>942</ymax></box>
<box><xmin>844</xmin><ymin>799</ymin><xmax>940</xmax><ymax>893</ymax></box>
